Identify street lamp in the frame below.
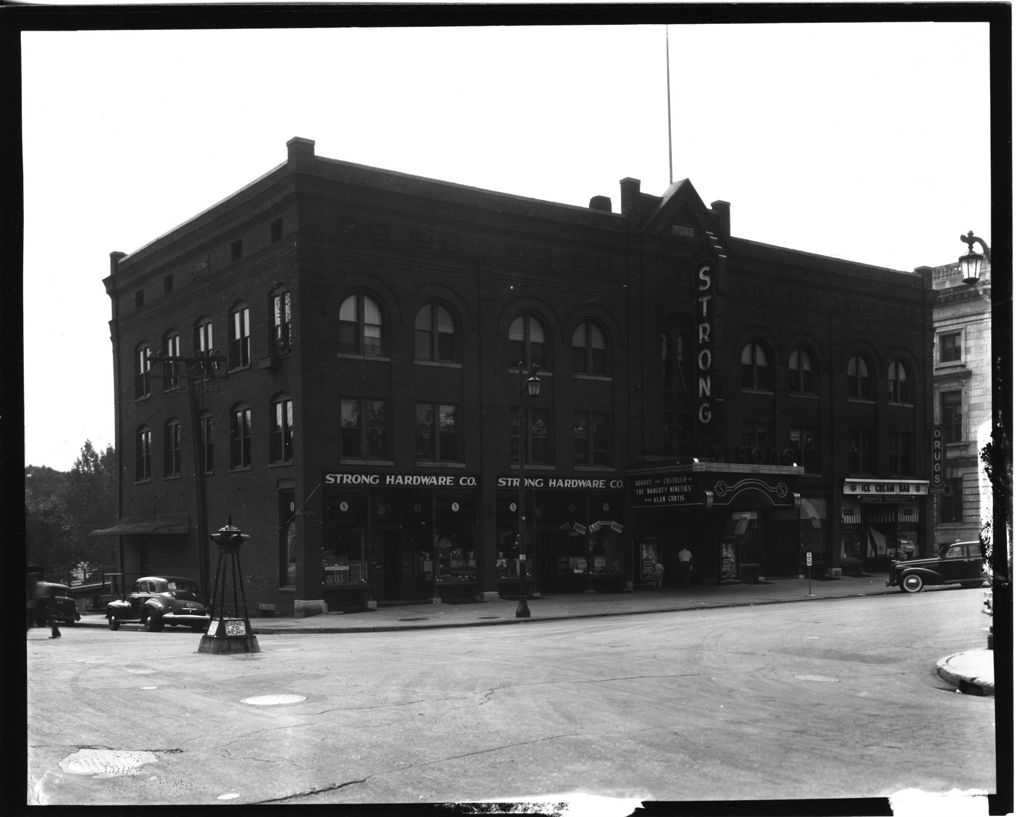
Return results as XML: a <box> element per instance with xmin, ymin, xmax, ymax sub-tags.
<box><xmin>514</xmin><ymin>361</ymin><xmax>541</xmax><ymax>618</ymax></box>
<box><xmin>958</xmin><ymin>230</ymin><xmax>990</xmax><ymax>286</ymax></box>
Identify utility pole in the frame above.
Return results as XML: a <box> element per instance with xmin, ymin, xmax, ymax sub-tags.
<box><xmin>149</xmin><ymin>350</ymin><xmax>224</xmax><ymax>600</ymax></box>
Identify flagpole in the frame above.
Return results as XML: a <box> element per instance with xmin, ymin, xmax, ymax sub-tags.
<box><xmin>666</xmin><ymin>25</ymin><xmax>674</xmax><ymax>185</ymax></box>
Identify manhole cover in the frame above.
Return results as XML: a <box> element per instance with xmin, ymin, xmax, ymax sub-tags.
<box><xmin>241</xmin><ymin>694</ymin><xmax>306</xmax><ymax>706</ymax></box>
<box><xmin>60</xmin><ymin>749</ymin><xmax>158</xmax><ymax>778</ymax></box>
<box><xmin>399</xmin><ymin>617</ymin><xmax>429</xmax><ymax>622</ymax></box>
<box><xmin>795</xmin><ymin>674</ymin><xmax>840</xmax><ymax>683</ymax></box>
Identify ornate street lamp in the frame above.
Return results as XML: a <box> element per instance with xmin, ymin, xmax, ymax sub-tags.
<box><xmin>514</xmin><ymin>361</ymin><xmax>541</xmax><ymax>618</ymax></box>
<box><xmin>958</xmin><ymin>230</ymin><xmax>990</xmax><ymax>286</ymax></box>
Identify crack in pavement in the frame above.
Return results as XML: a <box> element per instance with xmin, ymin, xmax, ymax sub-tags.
<box><xmin>256</xmin><ymin>777</ymin><xmax>371</xmax><ymax>803</ymax></box>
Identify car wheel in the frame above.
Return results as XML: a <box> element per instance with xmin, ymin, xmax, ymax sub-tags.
<box><xmin>108</xmin><ymin>615</ymin><xmax>120</xmax><ymax>630</ymax></box>
<box><xmin>900</xmin><ymin>573</ymin><xmax>925</xmax><ymax>593</ymax></box>
<box><xmin>143</xmin><ymin>613</ymin><xmax>164</xmax><ymax>632</ymax></box>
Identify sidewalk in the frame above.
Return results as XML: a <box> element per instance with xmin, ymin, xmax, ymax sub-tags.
<box><xmin>75</xmin><ymin>574</ymin><xmax>993</xmax><ymax>692</ymax></box>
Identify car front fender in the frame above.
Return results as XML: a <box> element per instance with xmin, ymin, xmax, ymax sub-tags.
<box><xmin>898</xmin><ymin>567</ymin><xmax>943</xmax><ymax>585</ymax></box>
<box><xmin>106</xmin><ymin>599</ymin><xmax>132</xmax><ymax>617</ymax></box>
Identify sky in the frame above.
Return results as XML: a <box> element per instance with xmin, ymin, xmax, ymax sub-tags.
<box><xmin>20</xmin><ymin>20</ymin><xmax>995</xmax><ymax>471</ymax></box>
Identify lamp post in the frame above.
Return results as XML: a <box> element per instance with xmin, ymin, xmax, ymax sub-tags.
<box><xmin>958</xmin><ymin>230</ymin><xmax>990</xmax><ymax>286</ymax></box>
<box><xmin>514</xmin><ymin>361</ymin><xmax>541</xmax><ymax>618</ymax></box>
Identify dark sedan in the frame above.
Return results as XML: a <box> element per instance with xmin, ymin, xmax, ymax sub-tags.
<box><xmin>106</xmin><ymin>576</ymin><xmax>211</xmax><ymax>632</ymax></box>
<box><xmin>888</xmin><ymin>540</ymin><xmax>988</xmax><ymax>593</ymax></box>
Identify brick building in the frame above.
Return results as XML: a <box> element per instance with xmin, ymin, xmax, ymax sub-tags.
<box><xmin>100</xmin><ymin>137</ymin><xmax>935</xmax><ymax>613</ymax></box>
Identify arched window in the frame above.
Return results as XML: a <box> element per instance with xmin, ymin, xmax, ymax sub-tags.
<box><xmin>163</xmin><ymin>419</ymin><xmax>182</xmax><ymax>477</ymax></box>
<box><xmin>572</xmin><ymin>321</ymin><xmax>608</xmax><ymax>375</ymax></box>
<box><xmin>787</xmin><ymin>347</ymin><xmax>817</xmax><ymax>395</ymax></box>
<box><xmin>270</xmin><ymin>395</ymin><xmax>294</xmax><ymax>463</ymax></box>
<box><xmin>847</xmin><ymin>355</ymin><xmax>876</xmax><ymax>400</ymax></box>
<box><xmin>228</xmin><ymin>304</ymin><xmax>251</xmax><ymax>369</ymax></box>
<box><xmin>414</xmin><ymin>302</ymin><xmax>459</xmax><ymax>363</ymax></box>
<box><xmin>135</xmin><ymin>427</ymin><xmax>152</xmax><ymax>481</ymax></box>
<box><xmin>194</xmin><ymin>318</ymin><xmax>214</xmax><ymax>354</ymax></box>
<box><xmin>230</xmin><ymin>404</ymin><xmax>253</xmax><ymax>468</ymax></box>
<box><xmin>339</xmin><ymin>294</ymin><xmax>385</xmax><ymax>356</ymax></box>
<box><xmin>508</xmin><ymin>313</ymin><xmax>547</xmax><ymax>369</ymax></box>
<box><xmin>740</xmin><ymin>342</ymin><xmax>773</xmax><ymax>391</ymax></box>
<box><xmin>162</xmin><ymin>332</ymin><xmax>181</xmax><ymax>390</ymax></box>
<box><xmin>134</xmin><ymin>343</ymin><xmax>151</xmax><ymax>399</ymax></box>
<box><xmin>887</xmin><ymin>360</ymin><xmax>913</xmax><ymax>404</ymax></box>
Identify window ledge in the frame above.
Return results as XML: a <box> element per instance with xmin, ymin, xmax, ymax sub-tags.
<box><xmin>414</xmin><ymin>360</ymin><xmax>462</xmax><ymax>369</ymax></box>
<box><xmin>572</xmin><ymin>373</ymin><xmax>613</xmax><ymax>382</ymax></box>
<box><xmin>269</xmin><ymin>461</ymin><xmax>294</xmax><ymax>469</ymax></box>
<box><xmin>162</xmin><ymin>474</ymin><xmax>183</xmax><ymax>481</ymax></box>
<box><xmin>337</xmin><ymin>353</ymin><xmax>391</xmax><ymax>362</ymax></box>
<box><xmin>740</xmin><ymin>388</ymin><xmax>775</xmax><ymax>396</ymax></box>
<box><xmin>848</xmin><ymin>398</ymin><xmax>877</xmax><ymax>405</ymax></box>
<box><xmin>338</xmin><ymin>458</ymin><xmax>395</xmax><ymax>466</ymax></box>
<box><xmin>788</xmin><ymin>392</ymin><xmax>820</xmax><ymax>400</ymax></box>
<box><xmin>228</xmin><ymin>466</ymin><xmax>254</xmax><ymax>473</ymax></box>
<box><xmin>414</xmin><ymin>461</ymin><xmax>467</xmax><ymax>468</ymax></box>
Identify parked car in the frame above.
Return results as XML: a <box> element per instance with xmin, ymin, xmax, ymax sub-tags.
<box><xmin>30</xmin><ymin>582</ymin><xmax>81</xmax><ymax>626</ymax></box>
<box><xmin>106</xmin><ymin>576</ymin><xmax>211</xmax><ymax>632</ymax></box>
<box><xmin>888</xmin><ymin>540</ymin><xmax>988</xmax><ymax>593</ymax></box>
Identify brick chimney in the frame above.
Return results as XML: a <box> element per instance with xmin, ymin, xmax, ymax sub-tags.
<box><xmin>620</xmin><ymin>178</ymin><xmax>642</xmax><ymax>217</ymax></box>
<box><xmin>711</xmin><ymin>200</ymin><xmax>731</xmax><ymax>237</ymax></box>
<box><xmin>589</xmin><ymin>195</ymin><xmax>612</xmax><ymax>212</ymax></box>
<box><xmin>287</xmin><ymin>137</ymin><xmax>315</xmax><ymax>167</ymax></box>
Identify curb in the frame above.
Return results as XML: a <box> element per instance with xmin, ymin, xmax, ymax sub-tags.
<box><xmin>936</xmin><ymin>650</ymin><xmax>995</xmax><ymax>696</ymax></box>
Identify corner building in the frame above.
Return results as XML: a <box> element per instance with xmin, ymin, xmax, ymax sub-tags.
<box><xmin>103</xmin><ymin>137</ymin><xmax>934</xmax><ymax>613</ymax></box>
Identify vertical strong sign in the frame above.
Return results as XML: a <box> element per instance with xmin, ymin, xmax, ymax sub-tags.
<box><xmin>696</xmin><ymin>262</ymin><xmax>715</xmax><ymax>424</ymax></box>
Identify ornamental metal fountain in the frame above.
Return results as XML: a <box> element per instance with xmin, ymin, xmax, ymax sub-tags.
<box><xmin>197</xmin><ymin>519</ymin><xmax>260</xmax><ymax>654</ymax></box>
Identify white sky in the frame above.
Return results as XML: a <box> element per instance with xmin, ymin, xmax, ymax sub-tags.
<box><xmin>21</xmin><ymin>22</ymin><xmax>994</xmax><ymax>471</ymax></box>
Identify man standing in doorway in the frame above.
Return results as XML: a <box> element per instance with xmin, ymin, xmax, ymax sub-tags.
<box><xmin>677</xmin><ymin>545</ymin><xmax>693</xmax><ymax>587</ymax></box>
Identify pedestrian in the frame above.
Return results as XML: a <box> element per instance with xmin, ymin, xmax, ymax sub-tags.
<box><xmin>652</xmin><ymin>562</ymin><xmax>664</xmax><ymax>591</ymax></box>
<box><xmin>32</xmin><ymin>580</ymin><xmax>61</xmax><ymax>638</ymax></box>
<box><xmin>677</xmin><ymin>545</ymin><xmax>693</xmax><ymax>587</ymax></box>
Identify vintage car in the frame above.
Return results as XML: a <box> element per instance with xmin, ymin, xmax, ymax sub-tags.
<box><xmin>888</xmin><ymin>540</ymin><xmax>988</xmax><ymax>593</ymax></box>
<box><xmin>106</xmin><ymin>575</ymin><xmax>211</xmax><ymax>632</ymax></box>
<box><xmin>30</xmin><ymin>582</ymin><xmax>81</xmax><ymax>626</ymax></box>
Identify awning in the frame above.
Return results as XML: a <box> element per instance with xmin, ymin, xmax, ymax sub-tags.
<box><xmin>89</xmin><ymin>513</ymin><xmax>190</xmax><ymax>537</ymax></box>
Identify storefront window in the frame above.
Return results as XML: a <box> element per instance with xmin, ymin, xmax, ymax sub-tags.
<box><xmin>839</xmin><ymin>501</ymin><xmax>862</xmax><ymax>562</ymax></box>
<box><xmin>798</xmin><ymin>498</ymin><xmax>826</xmax><ymax>557</ymax></box>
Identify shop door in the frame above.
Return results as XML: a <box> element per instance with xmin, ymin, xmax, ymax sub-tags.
<box><xmin>368</xmin><ymin>528</ymin><xmax>419</xmax><ymax>602</ymax></box>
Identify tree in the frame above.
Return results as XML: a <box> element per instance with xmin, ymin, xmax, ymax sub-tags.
<box><xmin>24</xmin><ymin>441</ymin><xmax>119</xmax><ymax>579</ymax></box>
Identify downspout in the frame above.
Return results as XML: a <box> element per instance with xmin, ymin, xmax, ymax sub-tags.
<box><xmin>105</xmin><ymin>252</ymin><xmax>127</xmax><ymax>582</ymax></box>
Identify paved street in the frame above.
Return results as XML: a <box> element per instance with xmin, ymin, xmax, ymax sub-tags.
<box><xmin>27</xmin><ymin>587</ymin><xmax>994</xmax><ymax>806</ymax></box>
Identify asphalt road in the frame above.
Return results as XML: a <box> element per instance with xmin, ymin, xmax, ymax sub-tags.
<box><xmin>26</xmin><ymin>587</ymin><xmax>994</xmax><ymax>807</ymax></box>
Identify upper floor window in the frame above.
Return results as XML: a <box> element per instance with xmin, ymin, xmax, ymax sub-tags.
<box><xmin>135</xmin><ymin>427</ymin><xmax>152</xmax><ymax>481</ymax></box>
<box><xmin>508</xmin><ymin>313</ymin><xmax>547</xmax><ymax>369</ymax></box>
<box><xmin>415</xmin><ymin>302</ymin><xmax>459</xmax><ymax>363</ymax></box>
<box><xmin>573</xmin><ymin>411</ymin><xmax>611</xmax><ymax>466</ymax></box>
<box><xmin>416</xmin><ymin>402</ymin><xmax>461</xmax><ymax>462</ymax></box>
<box><xmin>572</xmin><ymin>322</ymin><xmax>608</xmax><ymax>376</ymax></box>
<box><xmin>887</xmin><ymin>360</ymin><xmax>913</xmax><ymax>404</ymax></box>
<box><xmin>200</xmin><ymin>412</ymin><xmax>214</xmax><ymax>474</ymax></box>
<box><xmin>163</xmin><ymin>419</ymin><xmax>182</xmax><ymax>477</ymax></box>
<box><xmin>134</xmin><ymin>344</ymin><xmax>151</xmax><ymax>399</ymax></box>
<box><xmin>788</xmin><ymin>427</ymin><xmax>820</xmax><ymax>473</ymax></box>
<box><xmin>270</xmin><ymin>396</ymin><xmax>294</xmax><ymax>463</ymax></box>
<box><xmin>230</xmin><ymin>405</ymin><xmax>253</xmax><ymax>469</ymax></box>
<box><xmin>889</xmin><ymin>431</ymin><xmax>914</xmax><ymax>475</ymax></box>
<box><xmin>340</xmin><ymin>397</ymin><xmax>387</xmax><ymax>459</ymax></box>
<box><xmin>194</xmin><ymin>318</ymin><xmax>214</xmax><ymax>354</ymax></box>
<box><xmin>941</xmin><ymin>390</ymin><xmax>963</xmax><ymax>444</ymax></box>
<box><xmin>510</xmin><ymin>407</ymin><xmax>553</xmax><ymax>466</ymax></box>
<box><xmin>740</xmin><ymin>342</ymin><xmax>773</xmax><ymax>391</ymax></box>
<box><xmin>787</xmin><ymin>347</ymin><xmax>817</xmax><ymax>395</ymax></box>
<box><xmin>939</xmin><ymin>477</ymin><xmax>964</xmax><ymax>523</ymax></box>
<box><xmin>272</xmin><ymin>291</ymin><xmax>293</xmax><ymax>353</ymax></box>
<box><xmin>230</xmin><ymin>239</ymin><xmax>243</xmax><ymax>263</ymax></box>
<box><xmin>847</xmin><ymin>355</ymin><xmax>876</xmax><ymax>400</ymax></box>
<box><xmin>938</xmin><ymin>331</ymin><xmax>962</xmax><ymax>364</ymax></box>
<box><xmin>270</xmin><ymin>218</ymin><xmax>284</xmax><ymax>243</ymax></box>
<box><xmin>848</xmin><ymin>428</ymin><xmax>875</xmax><ymax>473</ymax></box>
<box><xmin>229</xmin><ymin>305</ymin><xmax>251</xmax><ymax>369</ymax></box>
<box><xmin>162</xmin><ymin>333</ymin><xmax>181</xmax><ymax>390</ymax></box>
<box><xmin>339</xmin><ymin>294</ymin><xmax>385</xmax><ymax>356</ymax></box>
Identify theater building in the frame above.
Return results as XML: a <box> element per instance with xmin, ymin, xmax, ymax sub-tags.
<box><xmin>101</xmin><ymin>137</ymin><xmax>934</xmax><ymax>612</ymax></box>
